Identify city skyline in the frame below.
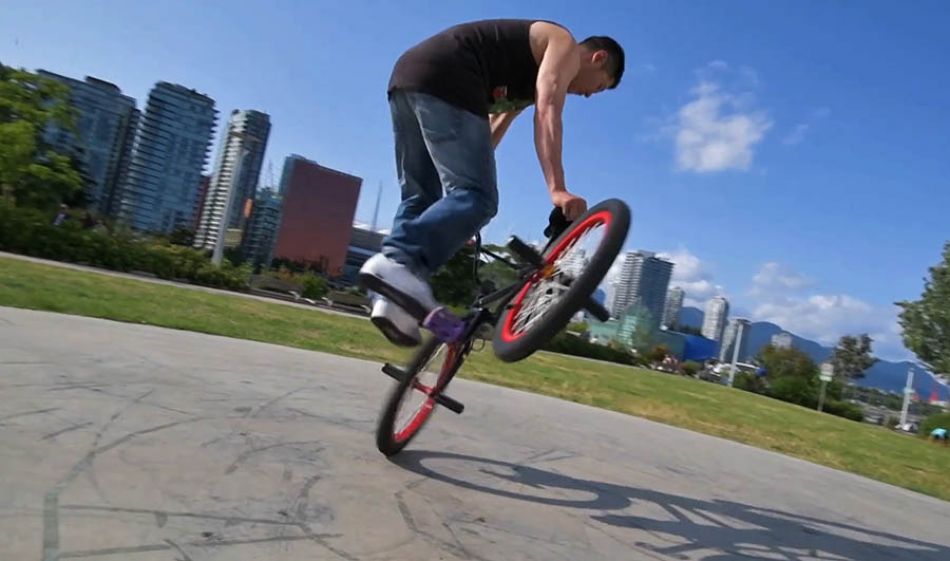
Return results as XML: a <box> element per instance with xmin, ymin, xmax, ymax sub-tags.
<box><xmin>4</xmin><ymin>1</ymin><xmax>949</xmax><ymax>361</ymax></box>
<box><xmin>12</xmin><ymin>58</ymin><xmax>932</xmax><ymax>363</ymax></box>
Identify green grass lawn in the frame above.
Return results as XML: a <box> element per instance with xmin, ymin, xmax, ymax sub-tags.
<box><xmin>2</xmin><ymin>256</ymin><xmax>948</xmax><ymax>501</ymax></box>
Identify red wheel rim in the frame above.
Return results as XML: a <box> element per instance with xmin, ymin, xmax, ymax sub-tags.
<box><xmin>500</xmin><ymin>210</ymin><xmax>612</xmax><ymax>343</ymax></box>
<box><xmin>393</xmin><ymin>344</ymin><xmax>458</xmax><ymax>443</ymax></box>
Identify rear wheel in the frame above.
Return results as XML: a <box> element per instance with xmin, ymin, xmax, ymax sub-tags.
<box><xmin>491</xmin><ymin>198</ymin><xmax>630</xmax><ymax>363</ymax></box>
<box><xmin>376</xmin><ymin>336</ymin><xmax>463</xmax><ymax>456</ymax></box>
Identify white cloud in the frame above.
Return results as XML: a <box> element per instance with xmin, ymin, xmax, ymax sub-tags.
<box><xmin>673</xmin><ymin>69</ymin><xmax>772</xmax><ymax>172</ymax></box>
<box><xmin>752</xmin><ymin>261</ymin><xmax>813</xmax><ymax>293</ymax></box>
<box><xmin>747</xmin><ymin>262</ymin><xmax>909</xmax><ymax>360</ymax></box>
<box><xmin>657</xmin><ymin>247</ymin><xmax>724</xmax><ymax>307</ymax></box>
<box><xmin>754</xmin><ymin>294</ymin><xmax>875</xmax><ymax>345</ymax></box>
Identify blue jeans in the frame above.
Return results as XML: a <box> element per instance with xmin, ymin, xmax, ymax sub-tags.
<box><xmin>382</xmin><ymin>90</ymin><xmax>497</xmax><ymax>278</ymax></box>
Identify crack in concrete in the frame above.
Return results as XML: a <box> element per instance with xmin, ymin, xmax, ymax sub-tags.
<box><xmin>41</xmin><ymin>422</ymin><xmax>94</xmax><ymax>440</ymax></box>
<box><xmin>43</xmin><ymin>416</ymin><xmax>204</xmax><ymax>561</ymax></box>
<box><xmin>224</xmin><ymin>441</ymin><xmax>324</xmax><ymax>475</ymax></box>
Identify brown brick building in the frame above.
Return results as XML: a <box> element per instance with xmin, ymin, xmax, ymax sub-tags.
<box><xmin>272</xmin><ymin>155</ymin><xmax>362</xmax><ymax>277</ymax></box>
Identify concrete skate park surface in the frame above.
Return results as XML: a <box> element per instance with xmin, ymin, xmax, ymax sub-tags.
<box><xmin>1</xmin><ymin>306</ymin><xmax>948</xmax><ymax>560</ymax></box>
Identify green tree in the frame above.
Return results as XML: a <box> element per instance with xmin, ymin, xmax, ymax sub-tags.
<box><xmin>757</xmin><ymin>345</ymin><xmax>821</xmax><ymax>407</ymax></box>
<box><xmin>898</xmin><ymin>242</ymin><xmax>950</xmax><ymax>376</ymax></box>
<box><xmin>831</xmin><ymin>334</ymin><xmax>878</xmax><ymax>379</ymax></box>
<box><xmin>471</xmin><ymin>243</ymin><xmax>522</xmax><ymax>294</ymax></box>
<box><xmin>429</xmin><ymin>244</ymin><xmax>479</xmax><ymax>307</ymax></box>
<box><xmin>0</xmin><ymin>64</ymin><xmax>84</xmax><ymax>208</ymax></box>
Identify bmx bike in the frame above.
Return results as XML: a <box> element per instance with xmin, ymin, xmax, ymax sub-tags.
<box><xmin>360</xmin><ymin>198</ymin><xmax>630</xmax><ymax>456</ymax></box>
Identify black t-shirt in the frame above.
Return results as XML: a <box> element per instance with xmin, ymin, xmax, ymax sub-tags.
<box><xmin>388</xmin><ymin>19</ymin><xmax>542</xmax><ymax>118</ymax></box>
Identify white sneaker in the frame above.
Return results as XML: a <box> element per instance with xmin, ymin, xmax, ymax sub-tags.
<box><xmin>371</xmin><ymin>296</ymin><xmax>421</xmax><ymax>347</ymax></box>
<box><xmin>359</xmin><ymin>253</ymin><xmax>438</xmax><ymax>320</ymax></box>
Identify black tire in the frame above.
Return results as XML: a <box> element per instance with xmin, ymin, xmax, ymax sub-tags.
<box><xmin>491</xmin><ymin>198</ymin><xmax>630</xmax><ymax>363</ymax></box>
<box><xmin>376</xmin><ymin>336</ymin><xmax>464</xmax><ymax>456</ymax></box>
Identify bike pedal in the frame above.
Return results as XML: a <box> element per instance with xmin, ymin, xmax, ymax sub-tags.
<box><xmin>435</xmin><ymin>393</ymin><xmax>465</xmax><ymax>414</ymax></box>
<box><xmin>382</xmin><ymin>363</ymin><xmax>406</xmax><ymax>382</ymax></box>
<box><xmin>422</xmin><ymin>307</ymin><xmax>466</xmax><ymax>342</ymax></box>
<box><xmin>507</xmin><ymin>235</ymin><xmax>544</xmax><ymax>267</ymax></box>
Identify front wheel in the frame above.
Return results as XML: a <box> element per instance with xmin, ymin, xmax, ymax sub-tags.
<box><xmin>491</xmin><ymin>198</ymin><xmax>631</xmax><ymax>363</ymax></box>
<box><xmin>376</xmin><ymin>337</ymin><xmax>464</xmax><ymax>456</ymax></box>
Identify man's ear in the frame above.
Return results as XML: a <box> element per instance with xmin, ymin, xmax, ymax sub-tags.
<box><xmin>592</xmin><ymin>49</ymin><xmax>608</xmax><ymax>66</ymax></box>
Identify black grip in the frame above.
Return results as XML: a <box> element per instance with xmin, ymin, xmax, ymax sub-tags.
<box><xmin>585</xmin><ymin>298</ymin><xmax>611</xmax><ymax>322</ymax></box>
<box><xmin>543</xmin><ymin>206</ymin><xmax>571</xmax><ymax>239</ymax></box>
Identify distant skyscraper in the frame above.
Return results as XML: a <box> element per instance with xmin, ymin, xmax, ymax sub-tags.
<box><xmin>772</xmin><ymin>331</ymin><xmax>794</xmax><ymax>349</ymax></box>
<box><xmin>37</xmin><ymin>70</ymin><xmax>139</xmax><ymax>215</ymax></box>
<box><xmin>194</xmin><ymin>109</ymin><xmax>271</xmax><ymax>250</ymax></box>
<box><xmin>610</xmin><ymin>251</ymin><xmax>674</xmax><ymax>327</ymax></box>
<box><xmin>702</xmin><ymin>296</ymin><xmax>730</xmax><ymax>342</ymax></box>
<box><xmin>603</xmin><ymin>280</ymin><xmax>618</xmax><ymax>317</ymax></box>
<box><xmin>240</xmin><ymin>188</ymin><xmax>283</xmax><ymax>268</ymax></box>
<box><xmin>272</xmin><ymin>155</ymin><xmax>362</xmax><ymax>276</ymax></box>
<box><xmin>117</xmin><ymin>82</ymin><xmax>216</xmax><ymax>234</ymax></box>
<box><xmin>662</xmin><ymin>286</ymin><xmax>685</xmax><ymax>328</ymax></box>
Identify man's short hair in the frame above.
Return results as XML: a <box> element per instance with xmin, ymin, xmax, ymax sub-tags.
<box><xmin>580</xmin><ymin>35</ymin><xmax>625</xmax><ymax>89</ymax></box>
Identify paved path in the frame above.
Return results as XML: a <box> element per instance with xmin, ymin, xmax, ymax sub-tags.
<box><xmin>1</xmin><ymin>306</ymin><xmax>947</xmax><ymax>560</ymax></box>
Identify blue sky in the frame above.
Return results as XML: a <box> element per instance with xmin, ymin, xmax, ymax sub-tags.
<box><xmin>3</xmin><ymin>0</ymin><xmax>949</xmax><ymax>361</ymax></box>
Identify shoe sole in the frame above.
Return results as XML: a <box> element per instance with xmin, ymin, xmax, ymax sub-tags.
<box><xmin>359</xmin><ymin>271</ymin><xmax>431</xmax><ymax>322</ymax></box>
<box><xmin>371</xmin><ymin>315</ymin><xmax>420</xmax><ymax>347</ymax></box>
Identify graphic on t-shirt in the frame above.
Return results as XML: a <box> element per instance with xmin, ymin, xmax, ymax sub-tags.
<box><xmin>489</xmin><ymin>85</ymin><xmax>533</xmax><ymax>113</ymax></box>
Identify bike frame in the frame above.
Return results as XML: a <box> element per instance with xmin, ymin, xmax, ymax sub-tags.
<box><xmin>455</xmin><ymin>231</ymin><xmax>557</xmax><ymax>345</ymax></box>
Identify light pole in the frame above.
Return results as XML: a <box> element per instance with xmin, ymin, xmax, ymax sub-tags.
<box><xmin>899</xmin><ymin>366</ymin><xmax>915</xmax><ymax>427</ymax></box>
<box><xmin>817</xmin><ymin>361</ymin><xmax>834</xmax><ymax>412</ymax></box>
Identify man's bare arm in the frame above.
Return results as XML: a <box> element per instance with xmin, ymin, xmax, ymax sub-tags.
<box><xmin>534</xmin><ymin>27</ymin><xmax>578</xmax><ymax>194</ymax></box>
<box><xmin>533</xmin><ymin>26</ymin><xmax>586</xmax><ymax>218</ymax></box>
<box><xmin>490</xmin><ymin>109</ymin><xmax>522</xmax><ymax>148</ymax></box>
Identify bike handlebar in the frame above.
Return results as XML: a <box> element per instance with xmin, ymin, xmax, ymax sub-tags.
<box><xmin>543</xmin><ymin>206</ymin><xmax>572</xmax><ymax>240</ymax></box>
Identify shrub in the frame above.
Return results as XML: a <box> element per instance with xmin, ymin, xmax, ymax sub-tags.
<box><xmin>682</xmin><ymin>361</ymin><xmax>701</xmax><ymax>377</ymax></box>
<box><xmin>920</xmin><ymin>412</ymin><xmax>950</xmax><ymax>438</ymax></box>
<box><xmin>300</xmin><ymin>272</ymin><xmax>329</xmax><ymax>299</ymax></box>
<box><xmin>766</xmin><ymin>376</ymin><xmax>818</xmax><ymax>408</ymax></box>
<box><xmin>0</xmin><ymin>201</ymin><xmax>249</xmax><ymax>290</ymax></box>
<box><xmin>647</xmin><ymin>345</ymin><xmax>669</xmax><ymax>363</ymax></box>
<box><xmin>734</xmin><ymin>371</ymin><xmax>767</xmax><ymax>394</ymax></box>
<box><xmin>543</xmin><ymin>333</ymin><xmax>636</xmax><ymax>366</ymax></box>
<box><xmin>822</xmin><ymin>400</ymin><xmax>865</xmax><ymax>422</ymax></box>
